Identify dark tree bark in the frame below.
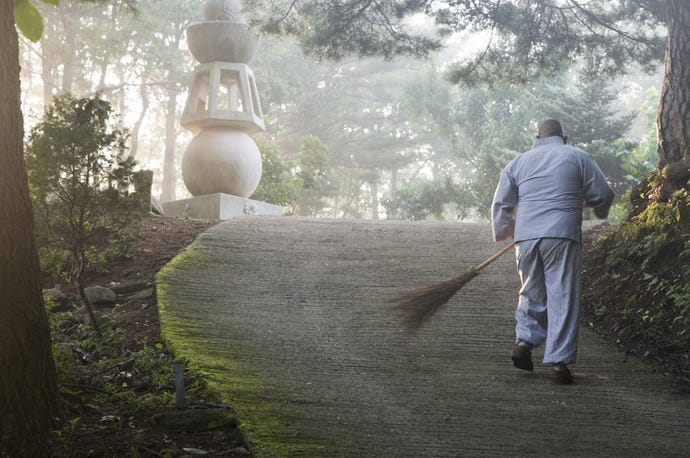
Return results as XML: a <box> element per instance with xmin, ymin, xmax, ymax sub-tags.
<box><xmin>161</xmin><ymin>87</ymin><xmax>179</xmax><ymax>203</ymax></box>
<box><xmin>658</xmin><ymin>1</ymin><xmax>690</xmax><ymax>167</ymax></box>
<box><xmin>631</xmin><ymin>0</ymin><xmax>690</xmax><ymax>216</ymax></box>
<box><xmin>0</xmin><ymin>2</ymin><xmax>59</xmax><ymax>456</ymax></box>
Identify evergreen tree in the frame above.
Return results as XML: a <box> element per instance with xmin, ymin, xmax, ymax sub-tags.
<box><xmin>538</xmin><ymin>72</ymin><xmax>638</xmax><ymax>198</ymax></box>
<box><xmin>26</xmin><ymin>94</ymin><xmax>144</xmax><ymax>335</ymax></box>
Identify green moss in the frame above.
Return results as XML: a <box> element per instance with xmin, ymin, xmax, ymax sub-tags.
<box><xmin>583</xmin><ymin>202</ymin><xmax>690</xmax><ymax>358</ymax></box>
<box><xmin>151</xmin><ymin>408</ymin><xmax>239</xmax><ymax>433</ymax></box>
<box><xmin>157</xmin><ymin>240</ymin><xmax>333</xmax><ymax>456</ymax></box>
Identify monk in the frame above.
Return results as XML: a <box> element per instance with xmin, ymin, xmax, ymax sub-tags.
<box><xmin>491</xmin><ymin>119</ymin><xmax>614</xmax><ymax>384</ymax></box>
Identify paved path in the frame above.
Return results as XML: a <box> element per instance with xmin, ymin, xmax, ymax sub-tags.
<box><xmin>157</xmin><ymin>217</ymin><xmax>690</xmax><ymax>457</ymax></box>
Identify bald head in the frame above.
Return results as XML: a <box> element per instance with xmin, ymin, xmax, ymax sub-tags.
<box><xmin>537</xmin><ymin>119</ymin><xmax>564</xmax><ymax>139</ymax></box>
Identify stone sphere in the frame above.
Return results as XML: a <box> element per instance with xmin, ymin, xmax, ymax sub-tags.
<box><xmin>186</xmin><ymin>22</ymin><xmax>259</xmax><ymax>63</ymax></box>
<box><xmin>203</xmin><ymin>0</ymin><xmax>243</xmax><ymax>21</ymax></box>
<box><xmin>181</xmin><ymin>128</ymin><xmax>262</xmax><ymax>198</ymax></box>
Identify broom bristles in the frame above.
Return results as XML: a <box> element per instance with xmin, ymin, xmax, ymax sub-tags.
<box><xmin>389</xmin><ymin>269</ymin><xmax>479</xmax><ymax>332</ymax></box>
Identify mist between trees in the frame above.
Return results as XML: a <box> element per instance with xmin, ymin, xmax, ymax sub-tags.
<box><xmin>19</xmin><ymin>0</ymin><xmax>662</xmax><ymax>221</ymax></box>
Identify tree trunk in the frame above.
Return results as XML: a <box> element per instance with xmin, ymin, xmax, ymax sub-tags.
<box><xmin>390</xmin><ymin>168</ymin><xmax>398</xmax><ymax>196</ymax></box>
<box><xmin>75</xmin><ymin>280</ymin><xmax>102</xmax><ymax>336</ymax></box>
<box><xmin>658</xmin><ymin>1</ymin><xmax>690</xmax><ymax>167</ymax></box>
<box><xmin>161</xmin><ymin>87</ymin><xmax>179</xmax><ymax>203</ymax></box>
<box><xmin>128</xmin><ymin>74</ymin><xmax>150</xmax><ymax>159</ymax></box>
<box><xmin>60</xmin><ymin>8</ymin><xmax>75</xmax><ymax>94</ymax></box>
<box><xmin>115</xmin><ymin>58</ymin><xmax>127</xmax><ymax>116</ymax></box>
<box><xmin>0</xmin><ymin>2</ymin><xmax>59</xmax><ymax>455</ymax></box>
<box><xmin>370</xmin><ymin>179</ymin><xmax>379</xmax><ymax>220</ymax></box>
<box><xmin>40</xmin><ymin>41</ymin><xmax>55</xmax><ymax>108</ymax></box>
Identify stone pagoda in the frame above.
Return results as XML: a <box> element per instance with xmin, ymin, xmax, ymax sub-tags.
<box><xmin>163</xmin><ymin>0</ymin><xmax>283</xmax><ymax>219</ymax></box>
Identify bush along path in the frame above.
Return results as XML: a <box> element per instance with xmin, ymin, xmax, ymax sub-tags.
<box><xmin>581</xmin><ymin>222</ymin><xmax>690</xmax><ymax>385</ymax></box>
<box><xmin>158</xmin><ymin>217</ymin><xmax>690</xmax><ymax>457</ymax></box>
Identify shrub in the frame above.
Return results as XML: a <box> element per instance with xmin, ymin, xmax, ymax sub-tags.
<box><xmin>26</xmin><ymin>94</ymin><xmax>146</xmax><ymax>333</ymax></box>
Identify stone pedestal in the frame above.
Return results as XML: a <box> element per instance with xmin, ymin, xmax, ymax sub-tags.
<box><xmin>163</xmin><ymin>193</ymin><xmax>284</xmax><ymax>220</ymax></box>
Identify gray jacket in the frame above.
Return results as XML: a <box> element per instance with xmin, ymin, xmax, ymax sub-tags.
<box><xmin>491</xmin><ymin>136</ymin><xmax>614</xmax><ymax>243</ymax></box>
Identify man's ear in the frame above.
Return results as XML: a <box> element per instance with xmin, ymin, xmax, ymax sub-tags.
<box><xmin>563</xmin><ymin>135</ymin><xmax>568</xmax><ymax>144</ymax></box>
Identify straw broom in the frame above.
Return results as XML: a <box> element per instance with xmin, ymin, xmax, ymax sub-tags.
<box><xmin>390</xmin><ymin>243</ymin><xmax>514</xmax><ymax>332</ymax></box>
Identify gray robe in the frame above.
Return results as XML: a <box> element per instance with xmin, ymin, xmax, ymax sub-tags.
<box><xmin>491</xmin><ymin>136</ymin><xmax>614</xmax><ymax>364</ymax></box>
<box><xmin>492</xmin><ymin>136</ymin><xmax>614</xmax><ymax>244</ymax></box>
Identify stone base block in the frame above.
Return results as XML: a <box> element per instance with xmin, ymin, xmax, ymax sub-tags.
<box><xmin>163</xmin><ymin>193</ymin><xmax>284</xmax><ymax>220</ymax></box>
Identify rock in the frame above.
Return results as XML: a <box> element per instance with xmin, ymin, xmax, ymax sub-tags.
<box><xmin>72</xmin><ymin>306</ymin><xmax>115</xmax><ymax>330</ymax></box>
<box><xmin>73</xmin><ymin>305</ymin><xmax>91</xmax><ymax>323</ymax></box>
<box><xmin>43</xmin><ymin>287</ymin><xmax>71</xmax><ymax>310</ymax></box>
<box><xmin>108</xmin><ymin>281</ymin><xmax>154</xmax><ymax>296</ymax></box>
<box><xmin>151</xmin><ymin>196</ymin><xmax>165</xmax><ymax>215</ymax></box>
<box><xmin>84</xmin><ymin>286</ymin><xmax>117</xmax><ymax>305</ymax></box>
<box><xmin>182</xmin><ymin>448</ymin><xmax>208</xmax><ymax>456</ymax></box>
<box><xmin>122</xmin><ymin>286</ymin><xmax>155</xmax><ymax>300</ymax></box>
<box><xmin>151</xmin><ymin>408</ymin><xmax>239</xmax><ymax>433</ymax></box>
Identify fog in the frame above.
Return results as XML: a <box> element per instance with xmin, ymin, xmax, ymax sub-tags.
<box><xmin>19</xmin><ymin>0</ymin><xmax>663</xmax><ymax>220</ymax></box>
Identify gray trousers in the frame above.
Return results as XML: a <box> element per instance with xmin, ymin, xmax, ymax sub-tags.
<box><xmin>514</xmin><ymin>238</ymin><xmax>582</xmax><ymax>365</ymax></box>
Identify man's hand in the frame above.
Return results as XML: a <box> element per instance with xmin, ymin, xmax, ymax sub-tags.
<box><xmin>586</xmin><ymin>192</ymin><xmax>615</xmax><ymax>219</ymax></box>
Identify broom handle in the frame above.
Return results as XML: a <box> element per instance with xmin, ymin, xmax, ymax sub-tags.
<box><xmin>471</xmin><ymin>243</ymin><xmax>514</xmax><ymax>273</ymax></box>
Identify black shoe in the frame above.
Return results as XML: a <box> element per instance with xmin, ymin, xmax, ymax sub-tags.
<box><xmin>511</xmin><ymin>345</ymin><xmax>534</xmax><ymax>371</ymax></box>
<box><xmin>551</xmin><ymin>366</ymin><xmax>574</xmax><ymax>385</ymax></box>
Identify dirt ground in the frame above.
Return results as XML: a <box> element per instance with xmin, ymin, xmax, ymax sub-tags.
<box><xmin>84</xmin><ymin>215</ymin><xmax>221</xmax><ymax>345</ymax></box>
<box><xmin>52</xmin><ymin>215</ymin><xmax>258</xmax><ymax>457</ymax></box>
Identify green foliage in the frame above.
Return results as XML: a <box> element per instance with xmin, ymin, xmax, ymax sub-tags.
<box><xmin>251</xmin><ymin>37</ymin><xmax>647</xmax><ymax>221</ymax></box>
<box><xmin>584</xmin><ymin>207</ymin><xmax>690</xmax><ymax>346</ymax></box>
<box><xmin>251</xmin><ymin>135</ymin><xmax>340</xmax><ymax>216</ymax></box>
<box><xmin>252</xmin><ymin>140</ymin><xmax>298</xmax><ymax>207</ymax></box>
<box><xmin>383</xmin><ymin>175</ymin><xmax>460</xmax><ymax>221</ymax></box>
<box><xmin>609</xmin><ymin>97</ymin><xmax>663</xmax><ymax>223</ymax></box>
<box><xmin>668</xmin><ymin>277</ymin><xmax>690</xmax><ymax>330</ymax></box>
<box><xmin>25</xmin><ymin>94</ymin><xmax>145</xmax><ymax>317</ymax></box>
<box><xmin>248</xmin><ymin>1</ymin><xmax>665</xmax><ymax>84</ymax></box>
<box><xmin>47</xmin><ymin>303</ymin><xmax>212</xmax><ymax>454</ymax></box>
<box><xmin>385</xmin><ymin>76</ymin><xmax>531</xmax><ymax>219</ymax></box>
<box><xmin>245</xmin><ymin>0</ymin><xmax>441</xmax><ymax>60</ymax></box>
<box><xmin>251</xmin><ymin>42</ymin><xmax>427</xmax><ymax>218</ymax></box>
<box><xmin>13</xmin><ymin>0</ymin><xmax>65</xmax><ymax>43</ymax></box>
<box><xmin>294</xmin><ymin>135</ymin><xmax>339</xmax><ymax>216</ymax></box>
<box><xmin>618</xmin><ymin>88</ymin><xmax>660</xmax><ymax>183</ymax></box>
<box><xmin>297</xmin><ymin>135</ymin><xmax>331</xmax><ymax>192</ymax></box>
<box><xmin>15</xmin><ymin>1</ymin><xmax>138</xmax><ymax>43</ymax></box>
<box><xmin>14</xmin><ymin>0</ymin><xmax>48</xmax><ymax>42</ymax></box>
<box><xmin>386</xmin><ymin>69</ymin><xmax>647</xmax><ymax>221</ymax></box>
